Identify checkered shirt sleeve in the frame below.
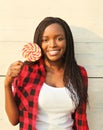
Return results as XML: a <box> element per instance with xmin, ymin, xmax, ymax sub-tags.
<box><xmin>73</xmin><ymin>66</ymin><xmax>89</xmax><ymax>130</ymax></box>
<box><xmin>13</xmin><ymin>59</ymin><xmax>46</xmax><ymax>130</ymax></box>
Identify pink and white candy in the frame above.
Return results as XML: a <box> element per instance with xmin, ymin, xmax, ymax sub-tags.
<box><xmin>22</xmin><ymin>43</ymin><xmax>41</xmax><ymax>62</ymax></box>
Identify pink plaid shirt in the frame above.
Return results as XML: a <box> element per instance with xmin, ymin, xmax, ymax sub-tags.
<box><xmin>13</xmin><ymin>58</ymin><xmax>89</xmax><ymax>130</ymax></box>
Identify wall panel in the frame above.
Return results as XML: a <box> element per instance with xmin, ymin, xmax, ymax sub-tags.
<box><xmin>0</xmin><ymin>0</ymin><xmax>103</xmax><ymax>129</ymax></box>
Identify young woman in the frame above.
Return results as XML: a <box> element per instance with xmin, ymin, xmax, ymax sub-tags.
<box><xmin>4</xmin><ymin>17</ymin><xmax>89</xmax><ymax>130</ymax></box>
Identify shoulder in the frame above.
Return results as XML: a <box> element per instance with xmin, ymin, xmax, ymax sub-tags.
<box><xmin>78</xmin><ymin>65</ymin><xmax>88</xmax><ymax>88</ymax></box>
<box><xmin>78</xmin><ymin>65</ymin><xmax>88</xmax><ymax>78</ymax></box>
<box><xmin>19</xmin><ymin>58</ymin><xmax>45</xmax><ymax>77</ymax></box>
<box><xmin>21</xmin><ymin>58</ymin><xmax>43</xmax><ymax>71</ymax></box>
<box><xmin>13</xmin><ymin>58</ymin><xmax>45</xmax><ymax>86</ymax></box>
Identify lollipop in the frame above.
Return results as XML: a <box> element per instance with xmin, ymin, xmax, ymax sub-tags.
<box><xmin>22</xmin><ymin>43</ymin><xmax>41</xmax><ymax>62</ymax></box>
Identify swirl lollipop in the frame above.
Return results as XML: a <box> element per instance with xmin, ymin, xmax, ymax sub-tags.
<box><xmin>22</xmin><ymin>43</ymin><xmax>41</xmax><ymax>62</ymax></box>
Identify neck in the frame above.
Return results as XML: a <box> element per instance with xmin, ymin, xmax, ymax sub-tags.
<box><xmin>44</xmin><ymin>58</ymin><xmax>64</xmax><ymax>72</ymax></box>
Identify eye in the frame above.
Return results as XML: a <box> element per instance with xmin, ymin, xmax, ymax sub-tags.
<box><xmin>42</xmin><ymin>39</ymin><xmax>48</xmax><ymax>43</ymax></box>
<box><xmin>57</xmin><ymin>37</ymin><xmax>64</xmax><ymax>41</ymax></box>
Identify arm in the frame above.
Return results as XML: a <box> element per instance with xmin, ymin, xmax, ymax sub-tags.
<box><xmin>73</xmin><ymin>66</ymin><xmax>89</xmax><ymax>130</ymax></box>
<box><xmin>4</xmin><ymin>61</ymin><xmax>23</xmax><ymax>125</ymax></box>
<box><xmin>73</xmin><ymin>102</ymin><xmax>89</xmax><ymax>130</ymax></box>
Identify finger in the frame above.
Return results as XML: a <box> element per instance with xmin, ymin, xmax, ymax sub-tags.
<box><xmin>7</xmin><ymin>68</ymin><xmax>21</xmax><ymax>78</ymax></box>
<box><xmin>7</xmin><ymin>61</ymin><xmax>23</xmax><ymax>77</ymax></box>
<box><xmin>10</xmin><ymin>60</ymin><xmax>23</xmax><ymax>66</ymax></box>
<box><xmin>10</xmin><ymin>64</ymin><xmax>23</xmax><ymax>70</ymax></box>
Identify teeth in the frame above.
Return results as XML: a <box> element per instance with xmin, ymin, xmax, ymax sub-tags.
<box><xmin>48</xmin><ymin>50</ymin><xmax>59</xmax><ymax>55</ymax></box>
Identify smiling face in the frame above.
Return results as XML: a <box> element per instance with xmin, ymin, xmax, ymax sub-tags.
<box><xmin>41</xmin><ymin>23</ymin><xmax>66</xmax><ymax>63</ymax></box>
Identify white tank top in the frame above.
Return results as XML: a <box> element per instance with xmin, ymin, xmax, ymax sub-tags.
<box><xmin>36</xmin><ymin>83</ymin><xmax>76</xmax><ymax>130</ymax></box>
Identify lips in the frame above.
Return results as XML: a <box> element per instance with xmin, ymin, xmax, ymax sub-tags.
<box><xmin>48</xmin><ymin>50</ymin><xmax>60</xmax><ymax>56</ymax></box>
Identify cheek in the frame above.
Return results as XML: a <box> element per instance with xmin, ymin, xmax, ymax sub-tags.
<box><xmin>61</xmin><ymin>42</ymin><xmax>66</xmax><ymax>53</ymax></box>
<box><xmin>41</xmin><ymin>43</ymin><xmax>46</xmax><ymax>51</ymax></box>
<box><xmin>41</xmin><ymin>43</ymin><xmax>48</xmax><ymax>55</ymax></box>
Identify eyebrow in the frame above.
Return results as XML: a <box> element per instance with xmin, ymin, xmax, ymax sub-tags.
<box><xmin>42</xmin><ymin>34</ymin><xmax>65</xmax><ymax>38</ymax></box>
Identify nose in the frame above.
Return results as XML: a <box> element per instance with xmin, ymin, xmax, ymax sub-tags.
<box><xmin>49</xmin><ymin>39</ymin><xmax>56</xmax><ymax>47</ymax></box>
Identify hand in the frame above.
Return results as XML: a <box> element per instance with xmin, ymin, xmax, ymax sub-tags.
<box><xmin>5</xmin><ymin>61</ymin><xmax>23</xmax><ymax>87</ymax></box>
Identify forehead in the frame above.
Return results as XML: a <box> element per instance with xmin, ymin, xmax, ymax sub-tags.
<box><xmin>43</xmin><ymin>23</ymin><xmax>65</xmax><ymax>36</ymax></box>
